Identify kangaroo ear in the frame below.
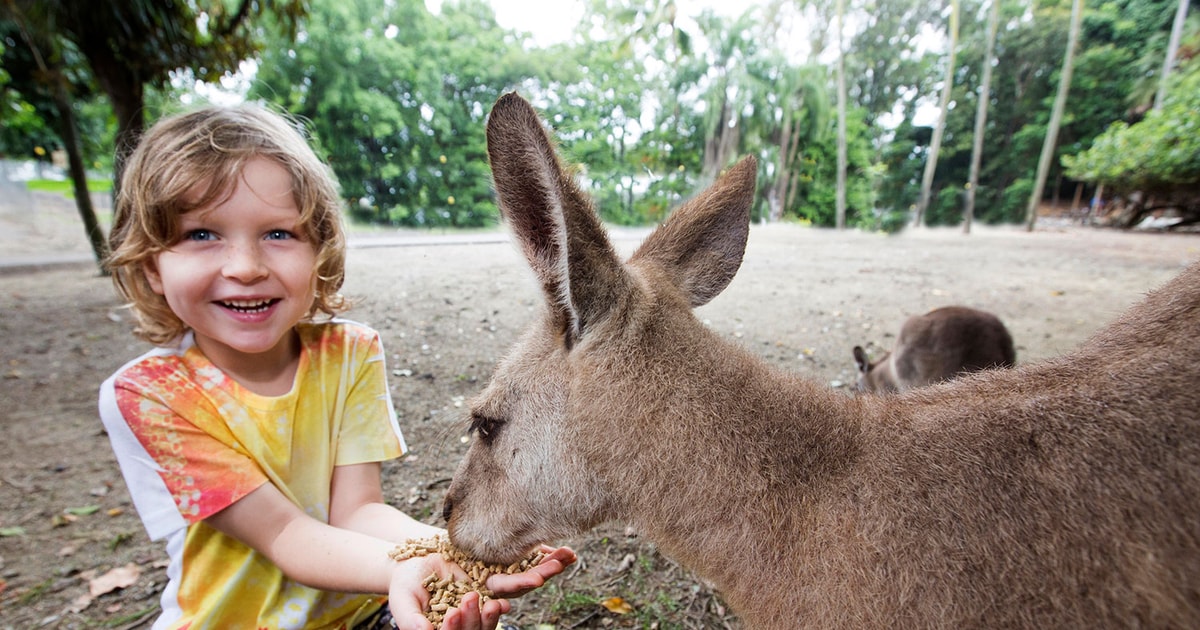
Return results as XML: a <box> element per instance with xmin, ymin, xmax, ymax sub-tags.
<box><xmin>853</xmin><ymin>346</ymin><xmax>870</xmax><ymax>374</ymax></box>
<box><xmin>486</xmin><ymin>92</ymin><xmax>629</xmax><ymax>347</ymax></box>
<box><xmin>630</xmin><ymin>156</ymin><xmax>757</xmax><ymax>307</ymax></box>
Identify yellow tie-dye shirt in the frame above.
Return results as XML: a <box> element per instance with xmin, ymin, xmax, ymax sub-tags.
<box><xmin>98</xmin><ymin>320</ymin><xmax>406</xmax><ymax>630</ymax></box>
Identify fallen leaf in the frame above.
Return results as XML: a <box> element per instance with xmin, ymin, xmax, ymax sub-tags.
<box><xmin>106</xmin><ymin>507</ymin><xmax>124</xmax><ymax>517</ymax></box>
<box><xmin>89</xmin><ymin>563</ymin><xmax>141</xmax><ymax>598</ymax></box>
<box><xmin>1051</xmin><ymin>290</ymin><xmax>1066</xmax><ymax>296</ymax></box>
<box><xmin>601</xmin><ymin>596</ymin><xmax>633</xmax><ymax>615</ymax></box>
<box><xmin>69</xmin><ymin>593</ymin><xmax>93</xmax><ymax>613</ymax></box>
<box><xmin>65</xmin><ymin>505</ymin><xmax>101</xmax><ymax>516</ymax></box>
<box><xmin>0</xmin><ymin>526</ymin><xmax>25</xmax><ymax>537</ymax></box>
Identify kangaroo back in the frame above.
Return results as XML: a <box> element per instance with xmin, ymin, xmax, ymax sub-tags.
<box><xmin>442</xmin><ymin>92</ymin><xmax>1200</xmax><ymax>629</ymax></box>
<box><xmin>854</xmin><ymin>306</ymin><xmax>1015</xmax><ymax>392</ymax></box>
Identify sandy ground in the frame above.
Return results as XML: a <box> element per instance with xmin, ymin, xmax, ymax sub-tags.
<box><xmin>1</xmin><ymin>189</ymin><xmax>1198</xmax><ymax>628</ymax></box>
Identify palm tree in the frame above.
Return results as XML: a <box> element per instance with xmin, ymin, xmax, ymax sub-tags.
<box><xmin>835</xmin><ymin>0</ymin><xmax>848</xmax><ymax>229</ymax></box>
<box><xmin>914</xmin><ymin>0</ymin><xmax>960</xmax><ymax>228</ymax></box>
<box><xmin>1025</xmin><ymin>0</ymin><xmax>1083</xmax><ymax>232</ymax></box>
<box><xmin>964</xmin><ymin>0</ymin><xmax>1001</xmax><ymax>234</ymax></box>
<box><xmin>1155</xmin><ymin>0</ymin><xmax>1190</xmax><ymax>110</ymax></box>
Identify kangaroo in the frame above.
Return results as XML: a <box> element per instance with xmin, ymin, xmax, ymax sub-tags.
<box><xmin>853</xmin><ymin>306</ymin><xmax>1016</xmax><ymax>393</ymax></box>
<box><xmin>442</xmin><ymin>92</ymin><xmax>1200</xmax><ymax>629</ymax></box>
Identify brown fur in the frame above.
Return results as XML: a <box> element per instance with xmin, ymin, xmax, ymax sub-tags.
<box><xmin>443</xmin><ymin>92</ymin><xmax>1200</xmax><ymax>628</ymax></box>
<box><xmin>853</xmin><ymin>306</ymin><xmax>1016</xmax><ymax>393</ymax></box>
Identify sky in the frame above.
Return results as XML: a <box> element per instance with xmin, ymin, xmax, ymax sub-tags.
<box><xmin>486</xmin><ymin>0</ymin><xmax>586</xmax><ymax>46</ymax></box>
<box><xmin>476</xmin><ymin>0</ymin><xmax>751</xmax><ymax>47</ymax></box>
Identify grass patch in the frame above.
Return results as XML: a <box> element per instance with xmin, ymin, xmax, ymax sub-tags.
<box><xmin>26</xmin><ymin>178</ymin><xmax>113</xmax><ymax>195</ymax></box>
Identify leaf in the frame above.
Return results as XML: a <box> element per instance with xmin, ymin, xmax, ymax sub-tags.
<box><xmin>88</xmin><ymin>563</ymin><xmax>141</xmax><ymax>598</ymax></box>
<box><xmin>65</xmin><ymin>505</ymin><xmax>101</xmax><ymax>516</ymax></box>
<box><xmin>601</xmin><ymin>596</ymin><xmax>633</xmax><ymax>615</ymax></box>
<box><xmin>0</xmin><ymin>526</ymin><xmax>25</xmax><ymax>537</ymax></box>
<box><xmin>69</xmin><ymin>592</ymin><xmax>93</xmax><ymax>613</ymax></box>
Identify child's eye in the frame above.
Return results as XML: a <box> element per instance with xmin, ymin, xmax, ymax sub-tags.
<box><xmin>265</xmin><ymin>229</ymin><xmax>295</xmax><ymax>240</ymax></box>
<box><xmin>183</xmin><ymin>229</ymin><xmax>215</xmax><ymax>241</ymax></box>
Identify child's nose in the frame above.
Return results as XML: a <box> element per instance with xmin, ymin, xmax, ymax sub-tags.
<box><xmin>222</xmin><ymin>242</ymin><xmax>269</xmax><ymax>282</ymax></box>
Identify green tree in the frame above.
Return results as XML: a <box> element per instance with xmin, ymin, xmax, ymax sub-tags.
<box><xmin>1155</xmin><ymin>0</ymin><xmax>1190</xmax><ymax>109</ymax></box>
<box><xmin>1025</xmin><ymin>0</ymin><xmax>1083</xmax><ymax>231</ymax></box>
<box><xmin>1</xmin><ymin>0</ymin><xmax>304</xmax><ymax>269</ymax></box>
<box><xmin>913</xmin><ymin>0</ymin><xmax>959</xmax><ymax>228</ymax></box>
<box><xmin>1062</xmin><ymin>52</ymin><xmax>1200</xmax><ymax>227</ymax></box>
<box><xmin>835</xmin><ymin>0</ymin><xmax>848</xmax><ymax>229</ymax></box>
<box><xmin>251</xmin><ymin>0</ymin><xmax>528</xmax><ymax>227</ymax></box>
<box><xmin>963</xmin><ymin>0</ymin><xmax>1001</xmax><ymax>234</ymax></box>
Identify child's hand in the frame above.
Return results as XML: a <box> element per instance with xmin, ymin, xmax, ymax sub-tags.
<box><xmin>485</xmin><ymin>545</ymin><xmax>577</xmax><ymax>598</ymax></box>
<box><xmin>387</xmin><ymin>555</ymin><xmax>510</xmax><ymax>630</ymax></box>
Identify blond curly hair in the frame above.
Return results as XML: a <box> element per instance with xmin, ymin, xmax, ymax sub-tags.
<box><xmin>106</xmin><ymin>104</ymin><xmax>348</xmax><ymax>346</ymax></box>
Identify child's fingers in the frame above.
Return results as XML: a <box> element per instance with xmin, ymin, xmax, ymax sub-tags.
<box><xmin>389</xmin><ymin>607</ymin><xmax>435</xmax><ymax>630</ymax></box>
<box><xmin>440</xmin><ymin>590</ymin><xmax>510</xmax><ymax>630</ymax></box>
<box><xmin>540</xmin><ymin>545</ymin><xmax>577</xmax><ymax>567</ymax></box>
<box><xmin>485</xmin><ymin>544</ymin><xmax>576</xmax><ymax>596</ymax></box>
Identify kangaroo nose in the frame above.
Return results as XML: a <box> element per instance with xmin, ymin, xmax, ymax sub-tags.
<box><xmin>441</xmin><ymin>496</ymin><xmax>454</xmax><ymax>524</ymax></box>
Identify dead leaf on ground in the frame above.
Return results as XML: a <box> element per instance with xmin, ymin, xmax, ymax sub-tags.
<box><xmin>601</xmin><ymin>596</ymin><xmax>633</xmax><ymax>614</ymax></box>
<box><xmin>69</xmin><ymin>592</ymin><xmax>93</xmax><ymax>613</ymax></box>
<box><xmin>88</xmin><ymin>563</ymin><xmax>141</xmax><ymax>598</ymax></box>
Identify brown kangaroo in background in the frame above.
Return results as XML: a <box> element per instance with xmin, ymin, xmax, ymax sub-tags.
<box><xmin>442</xmin><ymin>92</ymin><xmax>1200</xmax><ymax>629</ymax></box>
<box><xmin>853</xmin><ymin>306</ymin><xmax>1016</xmax><ymax>393</ymax></box>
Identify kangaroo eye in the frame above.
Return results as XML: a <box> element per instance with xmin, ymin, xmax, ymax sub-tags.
<box><xmin>468</xmin><ymin>412</ymin><xmax>504</xmax><ymax>444</ymax></box>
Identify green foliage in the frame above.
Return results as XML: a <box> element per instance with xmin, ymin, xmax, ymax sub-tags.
<box><xmin>2</xmin><ymin>0</ymin><xmax>1193</xmax><ymax>234</ymax></box>
<box><xmin>1062</xmin><ymin>57</ymin><xmax>1200</xmax><ymax>192</ymax></box>
<box><xmin>782</xmin><ymin>105</ymin><xmax>875</xmax><ymax>227</ymax></box>
<box><xmin>251</xmin><ymin>0</ymin><xmax>525</xmax><ymax>228</ymax></box>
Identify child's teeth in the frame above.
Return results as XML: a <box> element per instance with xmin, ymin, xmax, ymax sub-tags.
<box><xmin>225</xmin><ymin>299</ymin><xmax>272</xmax><ymax>312</ymax></box>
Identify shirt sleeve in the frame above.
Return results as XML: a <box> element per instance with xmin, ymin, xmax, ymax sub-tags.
<box><xmin>109</xmin><ymin>366</ymin><xmax>268</xmax><ymax>526</ymax></box>
<box><xmin>334</xmin><ymin>326</ymin><xmax>407</xmax><ymax>466</ymax></box>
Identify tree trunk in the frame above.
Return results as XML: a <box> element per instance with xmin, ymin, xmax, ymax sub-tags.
<box><xmin>702</xmin><ymin>90</ymin><xmax>734</xmax><ymax>185</ymax></box>
<box><xmin>964</xmin><ymin>0</ymin><xmax>1001</xmax><ymax>235</ymax></box>
<box><xmin>4</xmin><ymin>2</ymin><xmax>112</xmax><ymax>271</ymax></box>
<box><xmin>915</xmin><ymin>0</ymin><xmax>959</xmax><ymax>228</ymax></box>
<box><xmin>772</xmin><ymin>109</ymin><xmax>794</xmax><ymax>222</ymax></box>
<box><xmin>80</xmin><ymin>36</ymin><xmax>146</xmax><ymax>195</ymax></box>
<box><xmin>1155</xmin><ymin>0</ymin><xmax>1189</xmax><ymax>110</ymax></box>
<box><xmin>51</xmin><ymin>85</ymin><xmax>109</xmax><ymax>273</ymax></box>
<box><xmin>834</xmin><ymin>0</ymin><xmax>848</xmax><ymax>230</ymax></box>
<box><xmin>1025</xmin><ymin>0</ymin><xmax>1083</xmax><ymax>232</ymax></box>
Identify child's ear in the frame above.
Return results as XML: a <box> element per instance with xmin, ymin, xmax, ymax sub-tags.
<box><xmin>143</xmin><ymin>259</ymin><xmax>165</xmax><ymax>295</ymax></box>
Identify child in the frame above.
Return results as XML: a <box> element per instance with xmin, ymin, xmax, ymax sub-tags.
<box><xmin>99</xmin><ymin>104</ymin><xmax>575</xmax><ymax>630</ymax></box>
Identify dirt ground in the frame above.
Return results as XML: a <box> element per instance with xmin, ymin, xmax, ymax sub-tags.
<box><xmin>1</xmin><ymin>190</ymin><xmax>1198</xmax><ymax>629</ymax></box>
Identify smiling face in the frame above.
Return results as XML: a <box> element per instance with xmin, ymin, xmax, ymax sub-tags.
<box><xmin>145</xmin><ymin>157</ymin><xmax>318</xmax><ymax>376</ymax></box>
